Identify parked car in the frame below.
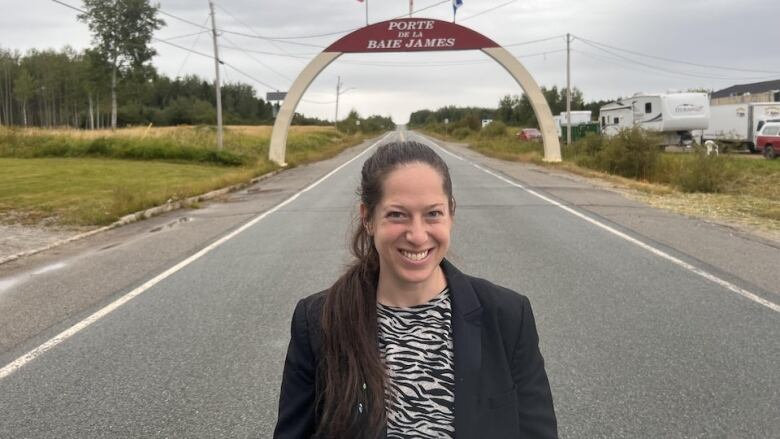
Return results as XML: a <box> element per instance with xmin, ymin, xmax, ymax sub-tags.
<box><xmin>755</xmin><ymin>122</ymin><xmax>780</xmax><ymax>159</ymax></box>
<box><xmin>516</xmin><ymin>128</ymin><xmax>542</xmax><ymax>141</ymax></box>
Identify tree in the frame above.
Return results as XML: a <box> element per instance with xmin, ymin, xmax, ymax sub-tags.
<box><xmin>13</xmin><ymin>68</ymin><xmax>34</xmax><ymax>126</ymax></box>
<box><xmin>78</xmin><ymin>0</ymin><xmax>164</xmax><ymax>129</ymax></box>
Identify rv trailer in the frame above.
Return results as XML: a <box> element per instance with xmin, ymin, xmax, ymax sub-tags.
<box><xmin>599</xmin><ymin>92</ymin><xmax>710</xmax><ymax>146</ymax></box>
<box><xmin>553</xmin><ymin>111</ymin><xmax>592</xmax><ymax>137</ymax></box>
<box><xmin>702</xmin><ymin>102</ymin><xmax>780</xmax><ymax>152</ymax></box>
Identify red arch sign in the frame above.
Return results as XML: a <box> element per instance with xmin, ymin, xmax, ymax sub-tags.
<box><xmin>269</xmin><ymin>19</ymin><xmax>561</xmax><ymax>165</ymax></box>
<box><xmin>326</xmin><ymin>19</ymin><xmax>499</xmax><ymax>53</ymax></box>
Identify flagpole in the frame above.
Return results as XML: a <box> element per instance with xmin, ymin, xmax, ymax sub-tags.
<box><xmin>409</xmin><ymin>0</ymin><xmax>413</xmax><ymax>17</ymax></box>
<box><xmin>365</xmin><ymin>0</ymin><xmax>368</xmax><ymax>26</ymax></box>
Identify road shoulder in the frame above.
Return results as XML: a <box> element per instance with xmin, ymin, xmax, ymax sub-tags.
<box><xmin>0</xmin><ymin>136</ymin><xmax>379</xmax><ymax>364</ymax></box>
<box><xmin>425</xmin><ymin>134</ymin><xmax>780</xmax><ymax>300</ymax></box>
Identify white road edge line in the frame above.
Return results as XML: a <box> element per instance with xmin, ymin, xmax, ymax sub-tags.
<box><xmin>417</xmin><ymin>133</ymin><xmax>780</xmax><ymax>314</ymax></box>
<box><xmin>0</xmin><ymin>132</ymin><xmax>393</xmax><ymax>381</ymax></box>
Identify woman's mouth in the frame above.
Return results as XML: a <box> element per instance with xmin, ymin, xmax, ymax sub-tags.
<box><xmin>399</xmin><ymin>249</ymin><xmax>431</xmax><ymax>262</ymax></box>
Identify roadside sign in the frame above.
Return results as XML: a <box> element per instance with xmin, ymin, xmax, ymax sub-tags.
<box><xmin>266</xmin><ymin>91</ymin><xmax>287</xmax><ymax>101</ymax></box>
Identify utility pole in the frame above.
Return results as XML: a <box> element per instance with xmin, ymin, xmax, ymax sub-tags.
<box><xmin>209</xmin><ymin>0</ymin><xmax>224</xmax><ymax>150</ymax></box>
<box><xmin>334</xmin><ymin>76</ymin><xmax>342</xmax><ymax>129</ymax></box>
<box><xmin>566</xmin><ymin>33</ymin><xmax>572</xmax><ymax>146</ymax></box>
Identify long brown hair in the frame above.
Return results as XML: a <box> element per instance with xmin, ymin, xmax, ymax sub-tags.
<box><xmin>318</xmin><ymin>141</ymin><xmax>454</xmax><ymax>438</ymax></box>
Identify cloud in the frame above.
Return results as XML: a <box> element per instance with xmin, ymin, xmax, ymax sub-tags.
<box><xmin>3</xmin><ymin>0</ymin><xmax>780</xmax><ymax>123</ymax></box>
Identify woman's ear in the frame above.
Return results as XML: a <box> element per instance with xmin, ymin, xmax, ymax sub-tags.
<box><xmin>360</xmin><ymin>203</ymin><xmax>373</xmax><ymax>235</ymax></box>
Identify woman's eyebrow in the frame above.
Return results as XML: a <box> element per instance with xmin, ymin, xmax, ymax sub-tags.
<box><xmin>385</xmin><ymin>203</ymin><xmax>444</xmax><ymax>210</ymax></box>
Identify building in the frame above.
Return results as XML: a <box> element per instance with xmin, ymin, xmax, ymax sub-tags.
<box><xmin>711</xmin><ymin>79</ymin><xmax>780</xmax><ymax>105</ymax></box>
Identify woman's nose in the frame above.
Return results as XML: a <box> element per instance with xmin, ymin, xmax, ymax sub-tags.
<box><xmin>405</xmin><ymin>217</ymin><xmax>428</xmax><ymax>245</ymax></box>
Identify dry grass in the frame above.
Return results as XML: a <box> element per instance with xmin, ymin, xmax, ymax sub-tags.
<box><xmin>1</xmin><ymin>125</ymin><xmax>368</xmax><ymax>226</ymax></box>
<box><xmin>425</xmin><ymin>128</ymin><xmax>779</xmax><ymax>237</ymax></box>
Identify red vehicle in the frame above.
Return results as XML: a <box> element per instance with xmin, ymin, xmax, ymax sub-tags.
<box><xmin>756</xmin><ymin>122</ymin><xmax>780</xmax><ymax>159</ymax></box>
<box><xmin>516</xmin><ymin>128</ymin><xmax>542</xmax><ymax>141</ymax></box>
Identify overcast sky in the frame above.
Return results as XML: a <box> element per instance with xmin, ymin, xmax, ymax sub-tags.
<box><xmin>2</xmin><ymin>0</ymin><xmax>779</xmax><ymax>123</ymax></box>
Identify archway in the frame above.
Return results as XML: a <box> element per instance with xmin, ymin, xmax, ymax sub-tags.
<box><xmin>269</xmin><ymin>18</ymin><xmax>561</xmax><ymax>165</ymax></box>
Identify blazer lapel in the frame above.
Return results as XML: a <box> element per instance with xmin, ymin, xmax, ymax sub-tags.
<box><xmin>442</xmin><ymin>260</ymin><xmax>482</xmax><ymax>436</ymax></box>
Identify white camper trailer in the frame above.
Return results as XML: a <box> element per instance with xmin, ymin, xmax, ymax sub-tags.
<box><xmin>702</xmin><ymin>102</ymin><xmax>780</xmax><ymax>152</ymax></box>
<box><xmin>599</xmin><ymin>92</ymin><xmax>710</xmax><ymax>146</ymax></box>
<box><xmin>553</xmin><ymin>111</ymin><xmax>592</xmax><ymax>137</ymax></box>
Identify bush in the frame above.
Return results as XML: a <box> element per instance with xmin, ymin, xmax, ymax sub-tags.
<box><xmin>451</xmin><ymin>127</ymin><xmax>472</xmax><ymax>140</ymax></box>
<box><xmin>479</xmin><ymin>121</ymin><xmax>508</xmax><ymax>139</ymax></box>
<box><xmin>594</xmin><ymin>127</ymin><xmax>660</xmax><ymax>180</ymax></box>
<box><xmin>671</xmin><ymin>148</ymin><xmax>735</xmax><ymax>193</ymax></box>
<box><xmin>568</xmin><ymin>133</ymin><xmax>604</xmax><ymax>157</ymax></box>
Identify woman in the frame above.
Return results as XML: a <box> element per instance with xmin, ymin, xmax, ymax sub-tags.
<box><xmin>274</xmin><ymin>141</ymin><xmax>557</xmax><ymax>438</ymax></box>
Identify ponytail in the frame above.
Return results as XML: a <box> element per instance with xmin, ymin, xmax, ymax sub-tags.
<box><xmin>317</xmin><ymin>141</ymin><xmax>454</xmax><ymax>437</ymax></box>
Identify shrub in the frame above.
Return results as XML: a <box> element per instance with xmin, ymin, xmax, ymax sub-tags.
<box><xmin>451</xmin><ymin>127</ymin><xmax>472</xmax><ymax>140</ymax></box>
<box><xmin>479</xmin><ymin>121</ymin><xmax>508</xmax><ymax>139</ymax></box>
<box><xmin>594</xmin><ymin>127</ymin><xmax>661</xmax><ymax>180</ymax></box>
<box><xmin>569</xmin><ymin>133</ymin><xmax>604</xmax><ymax>158</ymax></box>
<box><xmin>671</xmin><ymin>148</ymin><xmax>735</xmax><ymax>193</ymax></box>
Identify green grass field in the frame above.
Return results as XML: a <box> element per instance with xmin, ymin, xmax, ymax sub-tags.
<box><xmin>0</xmin><ymin>158</ymin><xmax>269</xmax><ymax>225</ymax></box>
<box><xmin>0</xmin><ymin>125</ymin><xmax>368</xmax><ymax>226</ymax></box>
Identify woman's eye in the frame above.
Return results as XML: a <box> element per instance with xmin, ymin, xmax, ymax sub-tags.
<box><xmin>428</xmin><ymin>210</ymin><xmax>444</xmax><ymax>218</ymax></box>
<box><xmin>387</xmin><ymin>211</ymin><xmax>405</xmax><ymax>219</ymax></box>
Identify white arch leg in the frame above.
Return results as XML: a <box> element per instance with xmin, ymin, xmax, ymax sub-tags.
<box><xmin>481</xmin><ymin>47</ymin><xmax>562</xmax><ymax>162</ymax></box>
<box><xmin>269</xmin><ymin>52</ymin><xmax>341</xmax><ymax>165</ymax></box>
<box><xmin>270</xmin><ymin>48</ymin><xmax>561</xmax><ymax>164</ymax></box>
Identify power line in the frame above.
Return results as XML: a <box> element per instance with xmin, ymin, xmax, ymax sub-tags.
<box><xmin>574</xmin><ymin>49</ymin><xmax>699</xmax><ymax>82</ymax></box>
<box><xmin>157</xmin><ymin>9</ymin><xmax>211</xmax><ymax>31</ymax></box>
<box><xmin>459</xmin><ymin>0</ymin><xmax>519</xmax><ymax>22</ymax></box>
<box><xmin>51</xmin><ymin>0</ymin><xmax>84</xmax><ymax>13</ymax></box>
<box><xmin>175</xmin><ymin>16</ymin><xmax>211</xmax><ymax>77</ymax></box>
<box><xmin>336</xmin><ymin>48</ymin><xmax>566</xmax><ymax>67</ymax></box>
<box><xmin>504</xmin><ymin>35</ymin><xmax>565</xmax><ymax>47</ymax></box>
<box><xmin>158</xmin><ymin>30</ymin><xmax>210</xmax><ymax>42</ymax></box>
<box><xmin>216</xmin><ymin>3</ymin><xmax>354</xmax><ymax>40</ymax></box>
<box><xmin>221</xmin><ymin>62</ymin><xmax>279</xmax><ymax>91</ymax></box>
<box><xmin>158</xmin><ymin>6</ymin><xmax>323</xmax><ymax>49</ymax></box>
<box><xmin>575</xmin><ymin>38</ymin><xmax>774</xmax><ymax>81</ymax></box>
<box><xmin>215</xmin><ymin>3</ymin><xmax>315</xmax><ymax>70</ymax></box>
<box><xmin>220</xmin><ymin>35</ymin><xmax>294</xmax><ymax>82</ymax></box>
<box><xmin>153</xmin><ymin>37</ymin><xmax>215</xmax><ymax>61</ymax></box>
<box><xmin>573</xmin><ymin>35</ymin><xmax>780</xmax><ymax>75</ymax></box>
<box><xmin>574</xmin><ymin>48</ymin><xmax>777</xmax><ymax>83</ymax></box>
<box><xmin>219</xmin><ymin>45</ymin><xmax>314</xmax><ymax>59</ymax></box>
<box><xmin>217</xmin><ymin>30</ymin><xmax>326</xmax><ymax>48</ymax></box>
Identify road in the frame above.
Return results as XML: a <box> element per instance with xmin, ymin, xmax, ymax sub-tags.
<box><xmin>0</xmin><ymin>129</ymin><xmax>778</xmax><ymax>438</ymax></box>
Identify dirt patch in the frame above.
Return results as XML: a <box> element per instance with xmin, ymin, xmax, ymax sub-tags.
<box><xmin>0</xmin><ymin>219</ymin><xmax>87</xmax><ymax>259</ymax></box>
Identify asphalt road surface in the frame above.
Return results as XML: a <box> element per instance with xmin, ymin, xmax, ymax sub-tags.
<box><xmin>0</xmin><ymin>129</ymin><xmax>778</xmax><ymax>438</ymax></box>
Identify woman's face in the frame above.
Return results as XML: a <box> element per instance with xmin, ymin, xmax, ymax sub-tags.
<box><xmin>364</xmin><ymin>162</ymin><xmax>452</xmax><ymax>291</ymax></box>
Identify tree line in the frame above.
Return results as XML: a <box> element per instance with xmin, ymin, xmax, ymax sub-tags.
<box><xmin>0</xmin><ymin>0</ymin><xmax>338</xmax><ymax>130</ymax></box>
<box><xmin>0</xmin><ymin>46</ymin><xmax>291</xmax><ymax>129</ymax></box>
<box><xmin>408</xmin><ymin>86</ymin><xmax>611</xmax><ymax>129</ymax></box>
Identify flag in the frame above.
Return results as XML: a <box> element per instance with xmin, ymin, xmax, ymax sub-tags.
<box><xmin>453</xmin><ymin>0</ymin><xmax>463</xmax><ymax>15</ymax></box>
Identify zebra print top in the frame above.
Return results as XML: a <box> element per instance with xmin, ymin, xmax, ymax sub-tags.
<box><xmin>377</xmin><ymin>288</ymin><xmax>455</xmax><ymax>438</ymax></box>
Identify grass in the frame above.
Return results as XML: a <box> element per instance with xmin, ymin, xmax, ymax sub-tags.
<box><xmin>0</xmin><ymin>125</ymin><xmax>362</xmax><ymax>166</ymax></box>
<box><xmin>0</xmin><ymin>158</ymin><xmax>269</xmax><ymax>226</ymax></box>
<box><xmin>0</xmin><ymin>125</ymin><xmax>369</xmax><ymax>226</ymax></box>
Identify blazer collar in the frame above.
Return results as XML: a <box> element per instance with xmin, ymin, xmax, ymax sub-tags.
<box><xmin>441</xmin><ymin>259</ymin><xmax>483</xmax><ymax>436</ymax></box>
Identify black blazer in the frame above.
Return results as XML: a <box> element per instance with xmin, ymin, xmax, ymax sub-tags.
<box><xmin>274</xmin><ymin>260</ymin><xmax>558</xmax><ymax>438</ymax></box>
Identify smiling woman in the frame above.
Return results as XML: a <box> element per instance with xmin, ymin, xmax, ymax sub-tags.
<box><xmin>273</xmin><ymin>141</ymin><xmax>557</xmax><ymax>439</ymax></box>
